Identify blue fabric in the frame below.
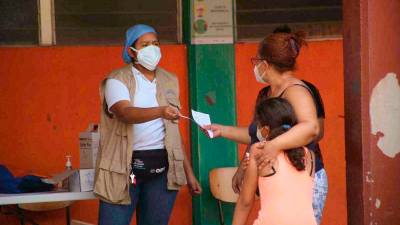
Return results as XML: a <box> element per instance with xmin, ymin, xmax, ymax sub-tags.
<box><xmin>312</xmin><ymin>169</ymin><xmax>328</xmax><ymax>225</ymax></box>
<box><xmin>0</xmin><ymin>165</ymin><xmax>21</xmax><ymax>193</ymax></box>
<box><xmin>98</xmin><ymin>171</ymin><xmax>177</xmax><ymax>225</ymax></box>
<box><xmin>248</xmin><ymin>122</ymin><xmax>258</xmax><ymax>145</ymax></box>
<box><xmin>122</xmin><ymin>24</ymin><xmax>157</xmax><ymax>64</ymax></box>
<box><xmin>18</xmin><ymin>175</ymin><xmax>54</xmax><ymax>193</ymax></box>
<box><xmin>0</xmin><ymin>165</ymin><xmax>54</xmax><ymax>193</ymax></box>
<box><xmin>306</xmin><ymin>142</ymin><xmax>324</xmax><ymax>172</ymax></box>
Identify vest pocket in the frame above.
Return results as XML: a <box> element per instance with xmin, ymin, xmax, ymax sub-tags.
<box><xmin>94</xmin><ymin>167</ymin><xmax>129</xmax><ymax>203</ymax></box>
<box><xmin>98</xmin><ymin>129</ymin><xmax>128</xmax><ymax>174</ymax></box>
<box><xmin>95</xmin><ymin>122</ymin><xmax>131</xmax><ymax>203</ymax></box>
<box><xmin>172</xmin><ymin>148</ymin><xmax>186</xmax><ymax>185</ymax></box>
<box><xmin>96</xmin><ymin>144</ymin><xmax>129</xmax><ymax>203</ymax></box>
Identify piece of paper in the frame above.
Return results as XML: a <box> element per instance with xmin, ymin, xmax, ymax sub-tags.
<box><xmin>191</xmin><ymin>109</ymin><xmax>214</xmax><ymax>138</ymax></box>
<box><xmin>42</xmin><ymin>169</ymin><xmax>76</xmax><ymax>184</ymax></box>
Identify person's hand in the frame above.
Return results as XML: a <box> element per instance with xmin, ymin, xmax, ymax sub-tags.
<box><xmin>161</xmin><ymin>106</ymin><xmax>180</xmax><ymax>120</ymax></box>
<box><xmin>187</xmin><ymin>174</ymin><xmax>202</xmax><ymax>195</ymax></box>
<box><xmin>242</xmin><ymin>152</ymin><xmax>250</xmax><ymax>170</ymax></box>
<box><xmin>254</xmin><ymin>141</ymin><xmax>281</xmax><ymax>171</ymax></box>
<box><xmin>232</xmin><ymin>153</ymin><xmax>250</xmax><ymax>193</ymax></box>
<box><xmin>202</xmin><ymin>124</ymin><xmax>224</xmax><ymax>138</ymax></box>
<box><xmin>232</xmin><ymin>166</ymin><xmax>245</xmax><ymax>193</ymax></box>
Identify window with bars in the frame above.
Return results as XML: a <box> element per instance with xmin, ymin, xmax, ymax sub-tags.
<box><xmin>0</xmin><ymin>0</ymin><xmax>342</xmax><ymax>45</ymax></box>
<box><xmin>0</xmin><ymin>0</ymin><xmax>39</xmax><ymax>45</ymax></box>
<box><xmin>236</xmin><ymin>0</ymin><xmax>343</xmax><ymax>41</ymax></box>
<box><xmin>54</xmin><ymin>0</ymin><xmax>180</xmax><ymax>45</ymax></box>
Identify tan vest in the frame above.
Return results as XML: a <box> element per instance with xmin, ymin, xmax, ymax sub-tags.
<box><xmin>94</xmin><ymin>64</ymin><xmax>187</xmax><ymax>204</ymax></box>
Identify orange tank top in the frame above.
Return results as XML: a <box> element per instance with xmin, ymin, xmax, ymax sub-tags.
<box><xmin>253</xmin><ymin>148</ymin><xmax>317</xmax><ymax>225</ymax></box>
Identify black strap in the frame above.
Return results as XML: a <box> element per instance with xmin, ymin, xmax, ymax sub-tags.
<box><xmin>278</xmin><ymin>83</ymin><xmax>313</xmax><ymax>98</ymax></box>
<box><xmin>308</xmin><ymin>150</ymin><xmax>314</xmax><ymax>177</ymax></box>
<box><xmin>278</xmin><ymin>83</ymin><xmax>322</xmax><ymax>122</ymax></box>
<box><xmin>260</xmin><ymin>81</ymin><xmax>325</xmax><ymax>119</ymax></box>
<box><xmin>261</xmin><ymin>166</ymin><xmax>276</xmax><ymax>177</ymax></box>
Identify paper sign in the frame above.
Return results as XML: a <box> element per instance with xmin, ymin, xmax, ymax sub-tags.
<box><xmin>191</xmin><ymin>0</ymin><xmax>234</xmax><ymax>44</ymax></box>
<box><xmin>69</xmin><ymin>169</ymin><xmax>95</xmax><ymax>192</ymax></box>
<box><xmin>191</xmin><ymin>110</ymin><xmax>214</xmax><ymax>138</ymax></box>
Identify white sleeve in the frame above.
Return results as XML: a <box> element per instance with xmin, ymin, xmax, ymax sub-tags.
<box><xmin>105</xmin><ymin>79</ymin><xmax>131</xmax><ymax>112</ymax></box>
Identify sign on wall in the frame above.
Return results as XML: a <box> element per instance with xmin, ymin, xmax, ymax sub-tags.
<box><xmin>191</xmin><ymin>0</ymin><xmax>234</xmax><ymax>44</ymax></box>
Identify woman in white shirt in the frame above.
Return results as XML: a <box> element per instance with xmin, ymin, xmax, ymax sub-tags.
<box><xmin>98</xmin><ymin>24</ymin><xmax>201</xmax><ymax>225</ymax></box>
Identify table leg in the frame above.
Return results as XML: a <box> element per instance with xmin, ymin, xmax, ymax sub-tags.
<box><xmin>16</xmin><ymin>206</ymin><xmax>40</xmax><ymax>225</ymax></box>
<box><xmin>66</xmin><ymin>206</ymin><xmax>71</xmax><ymax>225</ymax></box>
<box><xmin>16</xmin><ymin>206</ymin><xmax>25</xmax><ymax>225</ymax></box>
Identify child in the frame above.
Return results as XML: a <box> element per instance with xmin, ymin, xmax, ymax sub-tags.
<box><xmin>232</xmin><ymin>97</ymin><xmax>316</xmax><ymax>225</ymax></box>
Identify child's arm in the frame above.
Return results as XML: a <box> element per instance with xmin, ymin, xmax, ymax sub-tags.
<box><xmin>232</xmin><ymin>149</ymin><xmax>259</xmax><ymax>225</ymax></box>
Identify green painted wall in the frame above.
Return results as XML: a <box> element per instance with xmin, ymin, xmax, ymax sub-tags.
<box><xmin>188</xmin><ymin>44</ymin><xmax>238</xmax><ymax>225</ymax></box>
<box><xmin>183</xmin><ymin>1</ymin><xmax>238</xmax><ymax>224</ymax></box>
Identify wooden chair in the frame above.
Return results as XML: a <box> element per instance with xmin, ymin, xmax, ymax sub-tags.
<box><xmin>209</xmin><ymin>167</ymin><xmax>239</xmax><ymax>225</ymax></box>
<box><xmin>18</xmin><ymin>201</ymin><xmax>74</xmax><ymax>225</ymax></box>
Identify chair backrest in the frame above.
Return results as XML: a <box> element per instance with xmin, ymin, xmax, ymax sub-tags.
<box><xmin>209</xmin><ymin>167</ymin><xmax>239</xmax><ymax>203</ymax></box>
<box><xmin>19</xmin><ymin>201</ymin><xmax>74</xmax><ymax>211</ymax></box>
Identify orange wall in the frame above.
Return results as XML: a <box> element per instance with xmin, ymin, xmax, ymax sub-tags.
<box><xmin>0</xmin><ymin>40</ymin><xmax>346</xmax><ymax>225</ymax></box>
<box><xmin>0</xmin><ymin>45</ymin><xmax>192</xmax><ymax>225</ymax></box>
<box><xmin>235</xmin><ymin>40</ymin><xmax>347</xmax><ymax>225</ymax></box>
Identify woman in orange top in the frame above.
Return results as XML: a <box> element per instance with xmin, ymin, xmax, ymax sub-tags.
<box><xmin>232</xmin><ymin>97</ymin><xmax>316</xmax><ymax>225</ymax></box>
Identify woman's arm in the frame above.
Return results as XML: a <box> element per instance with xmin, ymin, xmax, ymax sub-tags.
<box><xmin>183</xmin><ymin>151</ymin><xmax>202</xmax><ymax>195</ymax></box>
<box><xmin>301</xmin><ymin>80</ymin><xmax>325</xmax><ymax>142</ymax></box>
<box><xmin>232</xmin><ymin>146</ymin><xmax>251</xmax><ymax>193</ymax></box>
<box><xmin>110</xmin><ymin>100</ymin><xmax>179</xmax><ymax>123</ymax></box>
<box><xmin>277</xmin><ymin>85</ymin><xmax>320</xmax><ymax>146</ymax></box>
<box><xmin>232</xmin><ymin>148</ymin><xmax>259</xmax><ymax>225</ymax></box>
<box><xmin>180</xmin><ymin>140</ymin><xmax>202</xmax><ymax>195</ymax></box>
<box><xmin>315</xmin><ymin>118</ymin><xmax>324</xmax><ymax>142</ymax></box>
<box><xmin>256</xmin><ymin>86</ymin><xmax>319</xmax><ymax>167</ymax></box>
<box><xmin>105</xmin><ymin>79</ymin><xmax>180</xmax><ymax>123</ymax></box>
<box><xmin>203</xmin><ymin>124</ymin><xmax>251</xmax><ymax>144</ymax></box>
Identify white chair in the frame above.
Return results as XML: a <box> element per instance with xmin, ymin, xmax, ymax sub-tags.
<box><xmin>209</xmin><ymin>167</ymin><xmax>239</xmax><ymax>225</ymax></box>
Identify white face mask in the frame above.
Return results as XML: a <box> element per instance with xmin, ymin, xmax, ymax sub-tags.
<box><xmin>253</xmin><ymin>62</ymin><xmax>267</xmax><ymax>84</ymax></box>
<box><xmin>130</xmin><ymin>45</ymin><xmax>161</xmax><ymax>71</ymax></box>
<box><xmin>256</xmin><ymin>128</ymin><xmax>266</xmax><ymax>142</ymax></box>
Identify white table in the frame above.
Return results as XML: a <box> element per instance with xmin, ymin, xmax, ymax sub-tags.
<box><xmin>0</xmin><ymin>191</ymin><xmax>96</xmax><ymax>225</ymax></box>
<box><xmin>0</xmin><ymin>191</ymin><xmax>96</xmax><ymax>205</ymax></box>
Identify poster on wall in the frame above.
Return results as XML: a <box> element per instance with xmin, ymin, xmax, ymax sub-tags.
<box><xmin>191</xmin><ymin>0</ymin><xmax>233</xmax><ymax>44</ymax></box>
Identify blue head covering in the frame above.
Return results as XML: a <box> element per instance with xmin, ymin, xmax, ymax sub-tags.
<box><xmin>122</xmin><ymin>24</ymin><xmax>157</xmax><ymax>64</ymax></box>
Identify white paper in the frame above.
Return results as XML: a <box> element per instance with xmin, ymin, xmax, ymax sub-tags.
<box><xmin>70</xmin><ymin>169</ymin><xmax>95</xmax><ymax>192</ymax></box>
<box><xmin>191</xmin><ymin>109</ymin><xmax>214</xmax><ymax>138</ymax></box>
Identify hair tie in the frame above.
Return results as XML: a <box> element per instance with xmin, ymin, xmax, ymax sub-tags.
<box><xmin>282</xmin><ymin>124</ymin><xmax>291</xmax><ymax>130</ymax></box>
<box><xmin>289</xmin><ymin>38</ymin><xmax>299</xmax><ymax>55</ymax></box>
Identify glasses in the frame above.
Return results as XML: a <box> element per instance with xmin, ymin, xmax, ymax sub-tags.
<box><xmin>251</xmin><ymin>57</ymin><xmax>266</xmax><ymax>66</ymax></box>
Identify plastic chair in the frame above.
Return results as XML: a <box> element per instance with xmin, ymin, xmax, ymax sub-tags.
<box><xmin>209</xmin><ymin>167</ymin><xmax>239</xmax><ymax>225</ymax></box>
